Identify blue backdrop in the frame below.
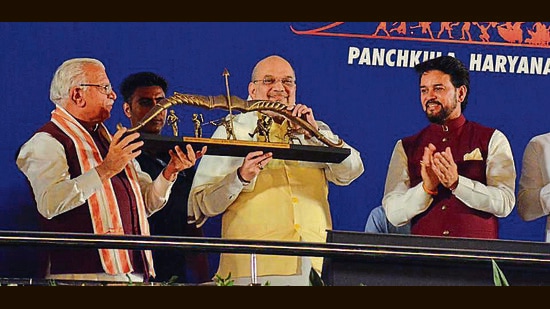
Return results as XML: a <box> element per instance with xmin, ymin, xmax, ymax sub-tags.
<box><xmin>1</xmin><ymin>22</ymin><xmax>548</xmax><ymax>278</ymax></box>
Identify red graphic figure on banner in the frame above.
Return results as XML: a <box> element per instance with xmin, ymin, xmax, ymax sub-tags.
<box><xmin>410</xmin><ymin>22</ymin><xmax>434</xmax><ymax>39</ymax></box>
<box><xmin>373</xmin><ymin>22</ymin><xmax>390</xmax><ymax>36</ymax></box>
<box><xmin>437</xmin><ymin>22</ymin><xmax>460</xmax><ymax>39</ymax></box>
<box><xmin>460</xmin><ymin>22</ymin><xmax>472</xmax><ymax>41</ymax></box>
<box><xmin>526</xmin><ymin>22</ymin><xmax>550</xmax><ymax>46</ymax></box>
<box><xmin>497</xmin><ymin>22</ymin><xmax>524</xmax><ymax>43</ymax></box>
<box><xmin>390</xmin><ymin>22</ymin><xmax>407</xmax><ymax>35</ymax></box>
<box><xmin>473</xmin><ymin>22</ymin><xmax>498</xmax><ymax>42</ymax></box>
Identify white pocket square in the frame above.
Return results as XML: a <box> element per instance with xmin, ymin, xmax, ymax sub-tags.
<box><xmin>463</xmin><ymin>148</ymin><xmax>483</xmax><ymax>161</ymax></box>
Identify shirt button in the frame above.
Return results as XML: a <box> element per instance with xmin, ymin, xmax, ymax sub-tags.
<box><xmin>442</xmin><ymin>137</ymin><xmax>448</xmax><ymax>142</ymax></box>
<box><xmin>441</xmin><ymin>205</ymin><xmax>447</xmax><ymax>211</ymax></box>
<box><xmin>291</xmin><ymin>197</ymin><xmax>299</xmax><ymax>204</ymax></box>
<box><xmin>294</xmin><ymin>224</ymin><xmax>301</xmax><ymax>231</ymax></box>
<box><xmin>443</xmin><ymin>230</ymin><xmax>450</xmax><ymax>236</ymax></box>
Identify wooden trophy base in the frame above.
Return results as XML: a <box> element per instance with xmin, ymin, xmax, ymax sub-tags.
<box><xmin>138</xmin><ymin>133</ymin><xmax>351</xmax><ymax>163</ymax></box>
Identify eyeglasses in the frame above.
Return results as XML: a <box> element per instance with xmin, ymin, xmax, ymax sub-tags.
<box><xmin>79</xmin><ymin>83</ymin><xmax>113</xmax><ymax>95</ymax></box>
<box><xmin>252</xmin><ymin>76</ymin><xmax>296</xmax><ymax>87</ymax></box>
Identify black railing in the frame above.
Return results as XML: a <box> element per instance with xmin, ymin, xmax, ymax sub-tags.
<box><xmin>3</xmin><ymin>230</ymin><xmax>550</xmax><ymax>285</ymax></box>
<box><xmin>1</xmin><ymin>230</ymin><xmax>550</xmax><ymax>264</ymax></box>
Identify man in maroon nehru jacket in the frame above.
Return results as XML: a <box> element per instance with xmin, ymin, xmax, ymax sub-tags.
<box><xmin>381</xmin><ymin>55</ymin><xmax>516</xmax><ymax>239</ymax></box>
<box><xmin>16</xmin><ymin>58</ymin><xmax>202</xmax><ymax>283</ymax></box>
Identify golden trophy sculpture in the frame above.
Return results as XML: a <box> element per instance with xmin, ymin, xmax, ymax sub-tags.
<box><xmin>119</xmin><ymin>69</ymin><xmax>350</xmax><ymax>163</ymax></box>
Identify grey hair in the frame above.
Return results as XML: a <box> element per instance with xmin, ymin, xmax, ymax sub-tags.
<box><xmin>49</xmin><ymin>58</ymin><xmax>105</xmax><ymax>108</ymax></box>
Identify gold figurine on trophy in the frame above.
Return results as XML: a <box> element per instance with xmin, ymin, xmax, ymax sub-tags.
<box><xmin>249</xmin><ymin>114</ymin><xmax>273</xmax><ymax>142</ymax></box>
<box><xmin>207</xmin><ymin>116</ymin><xmax>236</xmax><ymax>140</ymax></box>
<box><xmin>192</xmin><ymin>113</ymin><xmax>204</xmax><ymax>138</ymax></box>
<box><xmin>167</xmin><ymin>109</ymin><xmax>180</xmax><ymax>137</ymax></box>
